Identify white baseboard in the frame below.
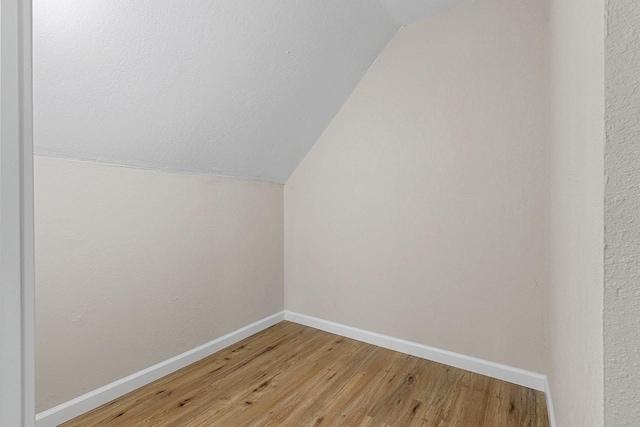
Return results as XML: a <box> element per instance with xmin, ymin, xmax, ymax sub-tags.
<box><xmin>36</xmin><ymin>311</ymin><xmax>285</xmax><ymax>427</ymax></box>
<box><xmin>37</xmin><ymin>310</ymin><xmax>555</xmax><ymax>427</ymax></box>
<box><xmin>284</xmin><ymin>311</ymin><xmax>547</xmax><ymax>392</ymax></box>
<box><xmin>544</xmin><ymin>377</ymin><xmax>557</xmax><ymax>427</ymax></box>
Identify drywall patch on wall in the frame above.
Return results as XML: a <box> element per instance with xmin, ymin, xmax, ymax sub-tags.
<box><xmin>547</xmin><ymin>0</ymin><xmax>605</xmax><ymax>425</ymax></box>
<box><xmin>285</xmin><ymin>0</ymin><xmax>548</xmax><ymax>374</ymax></box>
<box><xmin>33</xmin><ymin>0</ymin><xmax>398</xmax><ymax>184</ymax></box>
<box><xmin>379</xmin><ymin>0</ymin><xmax>472</xmax><ymax>25</ymax></box>
<box><xmin>604</xmin><ymin>0</ymin><xmax>640</xmax><ymax>424</ymax></box>
<box><xmin>35</xmin><ymin>156</ymin><xmax>284</xmax><ymax>411</ymax></box>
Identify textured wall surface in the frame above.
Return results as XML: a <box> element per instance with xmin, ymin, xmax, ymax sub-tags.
<box><xmin>285</xmin><ymin>0</ymin><xmax>548</xmax><ymax>373</ymax></box>
<box><xmin>33</xmin><ymin>0</ymin><xmax>398</xmax><ymax>184</ymax></box>
<box><xmin>35</xmin><ymin>157</ymin><xmax>283</xmax><ymax>411</ymax></box>
<box><xmin>379</xmin><ymin>0</ymin><xmax>471</xmax><ymax>25</ymax></box>
<box><xmin>547</xmin><ymin>0</ymin><xmax>605</xmax><ymax>425</ymax></box>
<box><xmin>604</xmin><ymin>0</ymin><xmax>640</xmax><ymax>424</ymax></box>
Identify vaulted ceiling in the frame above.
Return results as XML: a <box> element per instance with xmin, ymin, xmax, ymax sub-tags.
<box><xmin>33</xmin><ymin>0</ymin><xmax>466</xmax><ymax>184</ymax></box>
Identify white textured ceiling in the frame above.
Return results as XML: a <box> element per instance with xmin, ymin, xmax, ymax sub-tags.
<box><xmin>33</xmin><ymin>0</ymin><xmax>466</xmax><ymax>183</ymax></box>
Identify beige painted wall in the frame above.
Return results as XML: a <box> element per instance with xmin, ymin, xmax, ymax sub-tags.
<box><xmin>547</xmin><ymin>0</ymin><xmax>605</xmax><ymax>425</ymax></box>
<box><xmin>35</xmin><ymin>156</ymin><xmax>284</xmax><ymax>411</ymax></box>
<box><xmin>285</xmin><ymin>0</ymin><xmax>548</xmax><ymax>373</ymax></box>
<box><xmin>604</xmin><ymin>0</ymin><xmax>640</xmax><ymax>424</ymax></box>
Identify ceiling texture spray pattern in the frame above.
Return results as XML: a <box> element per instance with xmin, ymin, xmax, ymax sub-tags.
<box><xmin>34</xmin><ymin>0</ymin><xmax>466</xmax><ymax>183</ymax></box>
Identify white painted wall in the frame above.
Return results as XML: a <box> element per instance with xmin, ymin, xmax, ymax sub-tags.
<box><xmin>604</xmin><ymin>0</ymin><xmax>640</xmax><ymax>424</ymax></box>
<box><xmin>379</xmin><ymin>0</ymin><xmax>471</xmax><ymax>25</ymax></box>
<box><xmin>32</xmin><ymin>0</ymin><xmax>398</xmax><ymax>184</ymax></box>
<box><xmin>285</xmin><ymin>0</ymin><xmax>548</xmax><ymax>374</ymax></box>
<box><xmin>547</xmin><ymin>0</ymin><xmax>605</xmax><ymax>425</ymax></box>
<box><xmin>34</xmin><ymin>156</ymin><xmax>283</xmax><ymax>411</ymax></box>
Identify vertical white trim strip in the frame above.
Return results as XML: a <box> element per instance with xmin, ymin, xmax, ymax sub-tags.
<box><xmin>0</xmin><ymin>0</ymin><xmax>35</xmax><ymax>426</ymax></box>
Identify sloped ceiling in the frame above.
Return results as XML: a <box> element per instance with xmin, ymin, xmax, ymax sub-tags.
<box><xmin>33</xmin><ymin>0</ymin><xmax>466</xmax><ymax>184</ymax></box>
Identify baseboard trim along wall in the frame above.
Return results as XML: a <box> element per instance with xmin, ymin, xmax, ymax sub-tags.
<box><xmin>285</xmin><ymin>311</ymin><xmax>555</xmax><ymax>426</ymax></box>
<box><xmin>284</xmin><ymin>311</ymin><xmax>547</xmax><ymax>392</ymax></box>
<box><xmin>37</xmin><ymin>310</ymin><xmax>554</xmax><ymax>426</ymax></box>
<box><xmin>35</xmin><ymin>311</ymin><xmax>285</xmax><ymax>427</ymax></box>
<box><xmin>544</xmin><ymin>377</ymin><xmax>557</xmax><ymax>427</ymax></box>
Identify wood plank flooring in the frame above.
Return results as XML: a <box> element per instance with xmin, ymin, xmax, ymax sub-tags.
<box><xmin>62</xmin><ymin>321</ymin><xmax>548</xmax><ymax>426</ymax></box>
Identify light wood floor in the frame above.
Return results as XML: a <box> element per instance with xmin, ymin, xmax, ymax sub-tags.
<box><xmin>62</xmin><ymin>321</ymin><xmax>548</xmax><ymax>426</ymax></box>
